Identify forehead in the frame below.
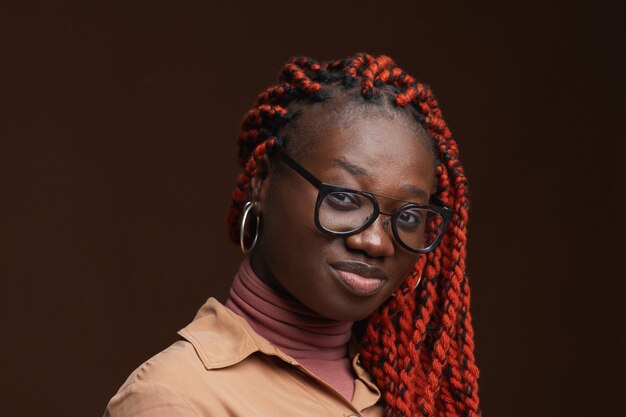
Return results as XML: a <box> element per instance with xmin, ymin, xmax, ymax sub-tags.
<box><xmin>288</xmin><ymin>101</ymin><xmax>436</xmax><ymax>199</ymax></box>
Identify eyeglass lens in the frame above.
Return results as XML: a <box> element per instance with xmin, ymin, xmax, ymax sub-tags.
<box><xmin>318</xmin><ymin>190</ymin><xmax>444</xmax><ymax>251</ymax></box>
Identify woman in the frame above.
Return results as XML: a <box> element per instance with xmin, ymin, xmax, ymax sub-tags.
<box><xmin>104</xmin><ymin>53</ymin><xmax>481</xmax><ymax>417</ymax></box>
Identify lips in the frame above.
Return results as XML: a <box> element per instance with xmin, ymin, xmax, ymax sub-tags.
<box><xmin>329</xmin><ymin>261</ymin><xmax>389</xmax><ymax>296</ymax></box>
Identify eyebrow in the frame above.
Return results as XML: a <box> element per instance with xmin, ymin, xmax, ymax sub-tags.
<box><xmin>335</xmin><ymin>157</ymin><xmax>369</xmax><ymax>176</ymax></box>
<box><xmin>333</xmin><ymin>157</ymin><xmax>429</xmax><ymax>201</ymax></box>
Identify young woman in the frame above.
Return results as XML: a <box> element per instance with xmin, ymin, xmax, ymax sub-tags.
<box><xmin>104</xmin><ymin>53</ymin><xmax>481</xmax><ymax>417</ymax></box>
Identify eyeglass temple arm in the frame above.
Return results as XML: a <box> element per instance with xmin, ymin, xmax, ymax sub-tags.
<box><xmin>430</xmin><ymin>194</ymin><xmax>445</xmax><ymax>207</ymax></box>
<box><xmin>429</xmin><ymin>195</ymin><xmax>454</xmax><ymax>223</ymax></box>
<box><xmin>277</xmin><ymin>149</ymin><xmax>322</xmax><ymax>189</ymax></box>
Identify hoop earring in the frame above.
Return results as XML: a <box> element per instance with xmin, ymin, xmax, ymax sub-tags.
<box><xmin>413</xmin><ymin>275</ymin><xmax>422</xmax><ymax>290</ymax></box>
<box><xmin>239</xmin><ymin>201</ymin><xmax>260</xmax><ymax>254</ymax></box>
<box><xmin>390</xmin><ymin>275</ymin><xmax>423</xmax><ymax>298</ymax></box>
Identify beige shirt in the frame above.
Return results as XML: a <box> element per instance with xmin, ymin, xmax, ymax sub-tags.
<box><xmin>104</xmin><ymin>298</ymin><xmax>383</xmax><ymax>417</ymax></box>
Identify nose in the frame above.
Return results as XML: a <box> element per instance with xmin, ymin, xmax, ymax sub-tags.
<box><xmin>344</xmin><ymin>215</ymin><xmax>395</xmax><ymax>258</ymax></box>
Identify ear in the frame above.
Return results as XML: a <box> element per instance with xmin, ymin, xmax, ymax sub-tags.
<box><xmin>248</xmin><ymin>154</ymin><xmax>272</xmax><ymax>214</ymax></box>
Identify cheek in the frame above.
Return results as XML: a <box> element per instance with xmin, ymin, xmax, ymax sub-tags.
<box><xmin>264</xmin><ymin>194</ymin><xmax>313</xmax><ymax>242</ymax></box>
<box><xmin>393</xmin><ymin>253</ymin><xmax>422</xmax><ymax>283</ymax></box>
<box><xmin>263</xmin><ymin>174</ymin><xmax>322</xmax><ymax>239</ymax></box>
<box><xmin>260</xmin><ymin>182</ymin><xmax>325</xmax><ymax>266</ymax></box>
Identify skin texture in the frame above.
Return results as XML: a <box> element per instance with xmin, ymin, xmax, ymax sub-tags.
<box><xmin>248</xmin><ymin>100</ymin><xmax>435</xmax><ymax>321</ymax></box>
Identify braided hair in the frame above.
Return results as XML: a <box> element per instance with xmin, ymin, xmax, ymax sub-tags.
<box><xmin>226</xmin><ymin>53</ymin><xmax>480</xmax><ymax>417</ymax></box>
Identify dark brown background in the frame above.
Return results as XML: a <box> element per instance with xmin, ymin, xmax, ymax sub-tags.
<box><xmin>1</xmin><ymin>1</ymin><xmax>624</xmax><ymax>416</ymax></box>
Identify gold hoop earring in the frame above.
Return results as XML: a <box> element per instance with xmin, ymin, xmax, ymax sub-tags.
<box><xmin>239</xmin><ymin>201</ymin><xmax>260</xmax><ymax>254</ymax></box>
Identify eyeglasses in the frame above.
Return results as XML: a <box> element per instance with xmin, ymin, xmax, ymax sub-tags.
<box><xmin>276</xmin><ymin>147</ymin><xmax>453</xmax><ymax>254</ymax></box>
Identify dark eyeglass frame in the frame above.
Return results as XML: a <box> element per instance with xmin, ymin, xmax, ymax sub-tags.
<box><xmin>276</xmin><ymin>147</ymin><xmax>453</xmax><ymax>254</ymax></box>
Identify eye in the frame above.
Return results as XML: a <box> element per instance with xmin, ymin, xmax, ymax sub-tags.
<box><xmin>397</xmin><ymin>208</ymin><xmax>425</xmax><ymax>230</ymax></box>
<box><xmin>325</xmin><ymin>192</ymin><xmax>360</xmax><ymax>211</ymax></box>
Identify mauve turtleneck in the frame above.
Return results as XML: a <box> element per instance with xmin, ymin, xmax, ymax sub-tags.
<box><xmin>225</xmin><ymin>257</ymin><xmax>356</xmax><ymax>401</ymax></box>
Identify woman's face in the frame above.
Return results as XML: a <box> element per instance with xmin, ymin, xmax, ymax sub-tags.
<box><xmin>249</xmin><ymin>103</ymin><xmax>435</xmax><ymax>321</ymax></box>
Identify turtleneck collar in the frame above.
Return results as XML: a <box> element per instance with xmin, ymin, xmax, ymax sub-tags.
<box><xmin>225</xmin><ymin>257</ymin><xmax>356</xmax><ymax>400</ymax></box>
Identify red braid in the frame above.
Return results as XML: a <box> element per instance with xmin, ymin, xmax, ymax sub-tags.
<box><xmin>226</xmin><ymin>53</ymin><xmax>481</xmax><ymax>417</ymax></box>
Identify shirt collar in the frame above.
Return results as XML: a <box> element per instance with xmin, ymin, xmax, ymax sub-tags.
<box><xmin>178</xmin><ymin>297</ymin><xmax>380</xmax><ymax>407</ymax></box>
<box><xmin>178</xmin><ymin>297</ymin><xmax>297</xmax><ymax>369</ymax></box>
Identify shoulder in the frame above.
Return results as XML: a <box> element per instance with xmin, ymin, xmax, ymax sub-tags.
<box><xmin>104</xmin><ymin>298</ymin><xmax>269</xmax><ymax>417</ymax></box>
<box><xmin>104</xmin><ymin>379</ymin><xmax>197</xmax><ymax>417</ymax></box>
<box><xmin>104</xmin><ymin>340</ymin><xmax>206</xmax><ymax>417</ymax></box>
<box><xmin>122</xmin><ymin>339</ymin><xmax>207</xmax><ymax>390</ymax></box>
